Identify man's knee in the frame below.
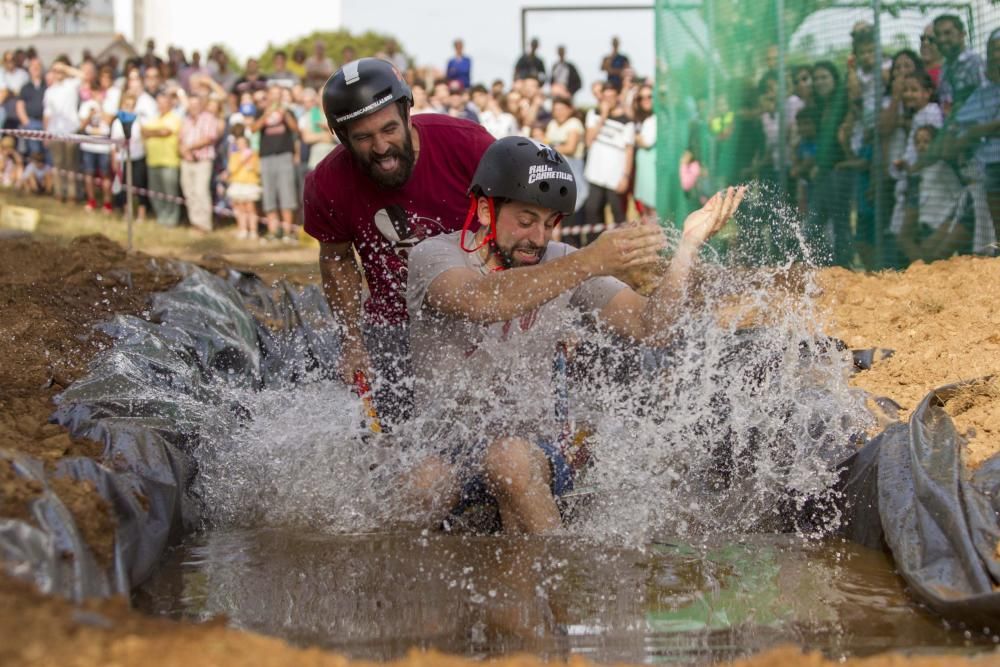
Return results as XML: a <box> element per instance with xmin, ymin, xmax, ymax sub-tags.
<box><xmin>407</xmin><ymin>456</ymin><xmax>458</xmax><ymax>514</ymax></box>
<box><xmin>483</xmin><ymin>437</ymin><xmax>550</xmax><ymax>496</ymax></box>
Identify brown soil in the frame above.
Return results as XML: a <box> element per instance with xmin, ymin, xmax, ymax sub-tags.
<box><xmin>816</xmin><ymin>256</ymin><xmax>1000</xmax><ymax>467</ymax></box>
<box><xmin>0</xmin><ymin>234</ymin><xmax>179</xmax><ymax>566</ymax></box>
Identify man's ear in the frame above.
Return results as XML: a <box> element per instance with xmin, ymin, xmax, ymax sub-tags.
<box><xmin>476</xmin><ymin>196</ymin><xmax>492</xmax><ymax>227</ymax></box>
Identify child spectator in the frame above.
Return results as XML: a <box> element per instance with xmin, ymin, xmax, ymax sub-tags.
<box><xmin>18</xmin><ymin>151</ymin><xmax>52</xmax><ymax>194</ymax></box>
<box><xmin>889</xmin><ymin>70</ymin><xmax>943</xmax><ymax>237</ymax></box>
<box><xmin>0</xmin><ymin>135</ymin><xmax>22</xmax><ymax>187</ymax></box>
<box><xmin>79</xmin><ymin>98</ymin><xmax>114</xmax><ymax>212</ymax></box>
<box><xmin>224</xmin><ymin>126</ymin><xmax>261</xmax><ymax>240</ymax></box>
<box><xmin>111</xmin><ymin>92</ymin><xmax>149</xmax><ymax>221</ymax></box>
<box><xmin>791</xmin><ymin>107</ymin><xmax>819</xmax><ymax>216</ymax></box>
<box><xmin>897</xmin><ymin>125</ymin><xmax>968</xmax><ymax>261</ymax></box>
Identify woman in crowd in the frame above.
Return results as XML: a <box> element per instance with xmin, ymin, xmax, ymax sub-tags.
<box><xmin>298</xmin><ymin>87</ymin><xmax>335</xmax><ymax>170</ymax></box>
<box><xmin>888</xmin><ymin>69</ymin><xmax>942</xmax><ymax>239</ymax></box>
<box><xmin>632</xmin><ymin>82</ymin><xmax>657</xmax><ymax>221</ymax></box>
<box><xmin>807</xmin><ymin>60</ymin><xmax>852</xmax><ymax>265</ymax></box>
<box><xmin>142</xmin><ymin>90</ymin><xmax>182</xmax><ymax>227</ymax></box>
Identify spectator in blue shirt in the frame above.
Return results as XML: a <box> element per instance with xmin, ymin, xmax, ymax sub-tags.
<box><xmin>601</xmin><ymin>36</ymin><xmax>630</xmax><ymax>88</ymax></box>
<box><xmin>446</xmin><ymin>39</ymin><xmax>471</xmax><ymax>89</ymax></box>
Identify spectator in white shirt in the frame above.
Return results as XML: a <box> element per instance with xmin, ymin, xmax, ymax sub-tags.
<box><xmin>42</xmin><ymin>60</ymin><xmax>81</xmax><ymax>202</ymax></box>
<box><xmin>583</xmin><ymin>82</ymin><xmax>635</xmax><ymax>239</ymax></box>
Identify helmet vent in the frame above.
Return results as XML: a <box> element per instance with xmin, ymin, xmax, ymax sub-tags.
<box><xmin>539</xmin><ymin>181</ymin><xmax>550</xmax><ymax>192</ymax></box>
<box><xmin>559</xmin><ymin>186</ymin><xmax>569</xmax><ymax>197</ymax></box>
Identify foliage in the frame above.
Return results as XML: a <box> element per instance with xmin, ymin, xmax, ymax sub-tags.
<box><xmin>257</xmin><ymin>29</ymin><xmax>408</xmax><ymax>71</ymax></box>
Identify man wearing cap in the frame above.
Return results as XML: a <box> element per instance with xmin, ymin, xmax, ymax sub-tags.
<box><xmin>304</xmin><ymin>58</ymin><xmax>494</xmax><ymax>425</ymax></box>
<box><xmin>403</xmin><ymin>137</ymin><xmax>745</xmax><ymax>532</ymax></box>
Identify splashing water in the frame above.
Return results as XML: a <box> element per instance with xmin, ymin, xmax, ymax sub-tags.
<box><xmin>195</xmin><ymin>183</ymin><xmax>871</xmax><ymax>544</ymax></box>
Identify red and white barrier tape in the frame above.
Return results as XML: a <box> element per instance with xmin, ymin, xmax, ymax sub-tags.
<box><xmin>0</xmin><ymin>128</ymin><xmax>123</xmax><ymax>147</ymax></box>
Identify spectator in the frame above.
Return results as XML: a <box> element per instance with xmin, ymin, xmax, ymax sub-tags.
<box><xmin>142</xmin><ymin>39</ymin><xmax>163</xmax><ymax>72</ymax></box>
<box><xmin>267</xmin><ymin>51</ymin><xmax>300</xmax><ymax>89</ymax></box>
<box><xmin>791</xmin><ymin>106</ymin><xmax>819</xmax><ymax>216</ymax></box>
<box><xmin>807</xmin><ymin>60</ymin><xmax>852</xmax><ymax>266</ymax></box>
<box><xmin>42</xmin><ymin>61</ymin><xmax>79</xmax><ymax>203</ymax></box>
<box><xmin>429</xmin><ymin>79</ymin><xmax>450</xmax><ymax>112</ymax></box>
<box><xmin>583</xmin><ymin>81</ymin><xmax>634</xmax><ymax>234</ymax></box>
<box><xmin>341</xmin><ymin>46</ymin><xmax>357</xmax><ymax>66</ymax></box>
<box><xmin>288</xmin><ymin>47</ymin><xmax>308</xmax><ymax>80</ymax></box>
<box><xmin>490</xmin><ymin>79</ymin><xmax>505</xmax><ymax>97</ymax></box>
<box><xmin>111</xmin><ymin>92</ymin><xmax>149</xmax><ymax>222</ymax></box>
<box><xmin>472</xmin><ymin>84</ymin><xmax>518</xmax><ymax>138</ymax></box>
<box><xmin>514</xmin><ymin>38</ymin><xmax>545</xmax><ymax>82</ymax></box>
<box><xmin>299</xmin><ymin>86</ymin><xmax>336</xmax><ymax>170</ymax></box>
<box><xmin>503</xmin><ymin>90</ymin><xmax>528</xmax><ymax>135</ymax></box>
<box><xmin>142</xmin><ymin>90</ymin><xmax>183</xmax><ymax>227</ymax></box>
<box><xmin>179</xmin><ymin>50</ymin><xmax>210</xmax><ymax>93</ymax></box>
<box><xmin>0</xmin><ymin>135</ymin><xmax>22</xmax><ymax>186</ymax></box>
<box><xmin>897</xmin><ymin>125</ymin><xmax>968</xmax><ymax>261</ymax></box>
<box><xmin>632</xmin><ymin>83</ymin><xmax>657</xmax><ymax>220</ymax></box>
<box><xmin>179</xmin><ymin>93</ymin><xmax>220</xmax><ymax>232</ymax></box>
<box><xmin>225</xmin><ymin>127</ymin><xmax>261</xmax><ymax>240</ymax></box>
<box><xmin>210</xmin><ymin>49</ymin><xmax>238</xmax><ymax>93</ymax></box>
<box><xmin>378</xmin><ymin>39</ymin><xmax>408</xmax><ymax>72</ymax></box>
<box><xmin>16</xmin><ymin>57</ymin><xmax>46</xmax><ymax>157</ymax></box>
<box><xmin>233</xmin><ymin>59</ymin><xmax>267</xmax><ymax>96</ymax></box>
<box><xmin>78</xmin><ymin>98</ymin><xmax>114</xmax><ymax>212</ymax></box>
<box><xmin>785</xmin><ymin>65</ymin><xmax>812</xmax><ymax>141</ymax></box>
<box><xmin>128</xmin><ymin>67</ymin><xmax>157</xmax><ymax>121</ymax></box>
<box><xmin>951</xmin><ymin>28</ymin><xmax>1000</xmax><ymax>252</ymax></box>
<box><xmin>544</xmin><ymin>95</ymin><xmax>587</xmax><ymax>227</ymax></box>
<box><xmin>77</xmin><ymin>59</ymin><xmax>98</xmax><ymax>102</ymax></box>
<box><xmin>1</xmin><ymin>50</ymin><xmax>29</xmax><ymax>129</ymax></box>
<box><xmin>920</xmin><ymin>24</ymin><xmax>943</xmax><ymax>87</ymax></box>
<box><xmin>550</xmin><ymin>45</ymin><xmax>582</xmax><ymax>97</ymax></box>
<box><xmin>445</xmin><ymin>80</ymin><xmax>478</xmax><ymax>122</ymax></box>
<box><xmin>600</xmin><ymin>36</ymin><xmax>630</xmax><ymax>88</ymax></box>
<box><xmin>446</xmin><ymin>39</ymin><xmax>471</xmax><ymax>88</ymax></box>
<box><xmin>251</xmin><ymin>84</ymin><xmax>299</xmax><ymax>242</ymax></box>
<box><xmin>410</xmin><ymin>83</ymin><xmax>437</xmax><ymax>115</ymax></box>
<box><xmin>880</xmin><ymin>49</ymin><xmax>925</xmax><ymax>228</ymax></box>
<box><xmin>889</xmin><ymin>70</ymin><xmax>943</xmax><ymax>236</ymax></box>
<box><xmin>933</xmin><ymin>14</ymin><xmax>984</xmax><ymax>112</ymax></box>
<box><xmin>18</xmin><ymin>151</ymin><xmax>51</xmax><ymax>194</ymax></box>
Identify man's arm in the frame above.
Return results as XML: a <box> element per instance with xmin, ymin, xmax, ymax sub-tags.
<box><xmin>598</xmin><ymin>187</ymin><xmax>746</xmax><ymax>344</ymax></box>
<box><xmin>422</xmin><ymin>224</ymin><xmax>666</xmax><ymax>325</ymax></box>
<box><xmin>319</xmin><ymin>241</ymin><xmax>370</xmax><ymax>382</ymax></box>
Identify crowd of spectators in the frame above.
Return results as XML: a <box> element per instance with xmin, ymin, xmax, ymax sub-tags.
<box><xmin>707</xmin><ymin>15</ymin><xmax>998</xmax><ymax>267</ymax></box>
<box><xmin>0</xmin><ymin>20</ymin><xmax>996</xmax><ymax>266</ymax></box>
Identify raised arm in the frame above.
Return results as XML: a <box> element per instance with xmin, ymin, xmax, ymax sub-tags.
<box><xmin>598</xmin><ymin>187</ymin><xmax>746</xmax><ymax>344</ymax></box>
<box><xmin>422</xmin><ymin>224</ymin><xmax>666</xmax><ymax>325</ymax></box>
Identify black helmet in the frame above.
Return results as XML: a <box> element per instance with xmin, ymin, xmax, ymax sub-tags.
<box><xmin>322</xmin><ymin>58</ymin><xmax>413</xmax><ymax>140</ymax></box>
<box><xmin>468</xmin><ymin>137</ymin><xmax>576</xmax><ymax>216</ymax></box>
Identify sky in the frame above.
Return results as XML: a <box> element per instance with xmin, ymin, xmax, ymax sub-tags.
<box><xmin>113</xmin><ymin>0</ymin><xmax>656</xmax><ymax>93</ymax></box>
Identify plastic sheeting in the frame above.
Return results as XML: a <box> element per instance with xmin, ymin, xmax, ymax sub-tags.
<box><xmin>1</xmin><ymin>259</ymin><xmax>998</xmax><ymax>630</ymax></box>
<box><xmin>1</xmin><ymin>264</ymin><xmax>339</xmax><ymax>600</ymax></box>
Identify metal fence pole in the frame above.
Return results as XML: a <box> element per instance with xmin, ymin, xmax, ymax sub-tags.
<box><xmin>776</xmin><ymin>0</ymin><xmax>788</xmax><ymax>198</ymax></box>
<box><xmin>872</xmin><ymin>0</ymin><xmax>884</xmax><ymax>268</ymax></box>
<box><xmin>125</xmin><ymin>143</ymin><xmax>133</xmax><ymax>252</ymax></box>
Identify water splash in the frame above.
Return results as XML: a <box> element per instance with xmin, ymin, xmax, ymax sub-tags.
<box><xmin>195</xmin><ymin>183</ymin><xmax>871</xmax><ymax>543</ymax></box>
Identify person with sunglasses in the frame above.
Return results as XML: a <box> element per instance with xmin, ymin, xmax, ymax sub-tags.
<box><xmin>920</xmin><ymin>24</ymin><xmax>943</xmax><ymax>87</ymax></box>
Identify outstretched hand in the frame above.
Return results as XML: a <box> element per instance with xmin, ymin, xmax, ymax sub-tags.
<box><xmin>681</xmin><ymin>186</ymin><xmax>746</xmax><ymax>248</ymax></box>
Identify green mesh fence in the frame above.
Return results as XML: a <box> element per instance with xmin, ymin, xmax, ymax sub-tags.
<box><xmin>654</xmin><ymin>0</ymin><xmax>1000</xmax><ymax>269</ymax></box>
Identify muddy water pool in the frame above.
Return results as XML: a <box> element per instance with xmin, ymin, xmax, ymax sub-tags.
<box><xmin>135</xmin><ymin>530</ymin><xmax>997</xmax><ymax>664</ymax></box>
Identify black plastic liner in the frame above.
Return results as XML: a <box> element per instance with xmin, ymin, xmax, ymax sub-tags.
<box><xmin>1</xmin><ymin>259</ymin><xmax>997</xmax><ymax>629</ymax></box>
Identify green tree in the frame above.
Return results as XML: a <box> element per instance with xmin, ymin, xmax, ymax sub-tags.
<box><xmin>257</xmin><ymin>29</ymin><xmax>408</xmax><ymax>72</ymax></box>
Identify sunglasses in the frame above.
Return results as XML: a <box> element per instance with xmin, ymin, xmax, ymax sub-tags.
<box><xmin>639</xmin><ymin>94</ymin><xmax>653</xmax><ymax>100</ymax></box>
<box><xmin>921</xmin><ymin>35</ymin><xmax>936</xmax><ymax>43</ymax></box>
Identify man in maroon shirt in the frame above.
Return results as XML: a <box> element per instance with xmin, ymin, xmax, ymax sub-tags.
<box><xmin>304</xmin><ymin>58</ymin><xmax>494</xmax><ymax>424</ymax></box>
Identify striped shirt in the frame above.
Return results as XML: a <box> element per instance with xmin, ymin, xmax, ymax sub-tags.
<box><xmin>179</xmin><ymin>110</ymin><xmax>219</xmax><ymax>162</ymax></box>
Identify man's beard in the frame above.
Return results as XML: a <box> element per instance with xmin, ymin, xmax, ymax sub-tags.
<box><xmin>493</xmin><ymin>239</ymin><xmax>547</xmax><ymax>268</ymax></box>
<box><xmin>353</xmin><ymin>130</ymin><xmax>416</xmax><ymax>189</ymax></box>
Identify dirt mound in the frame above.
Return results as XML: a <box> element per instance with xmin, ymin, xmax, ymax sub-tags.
<box><xmin>0</xmin><ymin>234</ymin><xmax>178</xmax><ymax>562</ymax></box>
<box><xmin>817</xmin><ymin>256</ymin><xmax>1000</xmax><ymax>466</ymax></box>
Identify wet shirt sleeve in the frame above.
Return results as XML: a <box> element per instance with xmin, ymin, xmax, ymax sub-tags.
<box><xmin>406</xmin><ymin>235</ymin><xmax>469</xmax><ymax>320</ymax></box>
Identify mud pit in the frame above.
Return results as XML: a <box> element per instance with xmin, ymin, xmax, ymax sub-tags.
<box><xmin>1</xmin><ymin>232</ymin><xmax>998</xmax><ymax>666</ymax></box>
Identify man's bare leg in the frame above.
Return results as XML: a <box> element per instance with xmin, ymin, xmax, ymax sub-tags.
<box><xmin>405</xmin><ymin>455</ymin><xmax>460</xmax><ymax>525</ymax></box>
<box><xmin>483</xmin><ymin>437</ymin><xmax>560</xmax><ymax>534</ymax></box>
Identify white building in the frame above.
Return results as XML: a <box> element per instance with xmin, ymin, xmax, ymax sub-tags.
<box><xmin>0</xmin><ymin>0</ymin><xmax>121</xmax><ymax>62</ymax></box>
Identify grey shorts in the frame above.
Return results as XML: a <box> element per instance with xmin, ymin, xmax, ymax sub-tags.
<box><xmin>260</xmin><ymin>153</ymin><xmax>299</xmax><ymax>213</ymax></box>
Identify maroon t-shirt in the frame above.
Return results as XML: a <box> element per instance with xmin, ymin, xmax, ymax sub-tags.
<box><xmin>304</xmin><ymin>114</ymin><xmax>494</xmax><ymax>325</ymax></box>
